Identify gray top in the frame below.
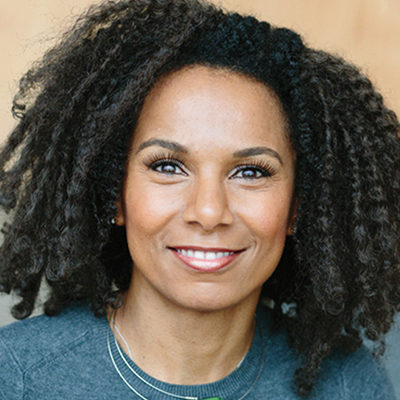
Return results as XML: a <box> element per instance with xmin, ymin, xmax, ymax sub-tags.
<box><xmin>0</xmin><ymin>305</ymin><xmax>396</xmax><ymax>399</ymax></box>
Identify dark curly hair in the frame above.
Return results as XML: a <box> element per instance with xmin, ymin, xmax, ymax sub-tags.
<box><xmin>1</xmin><ymin>0</ymin><xmax>399</xmax><ymax>396</ymax></box>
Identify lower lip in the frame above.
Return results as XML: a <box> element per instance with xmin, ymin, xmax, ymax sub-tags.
<box><xmin>170</xmin><ymin>250</ymin><xmax>242</xmax><ymax>272</ymax></box>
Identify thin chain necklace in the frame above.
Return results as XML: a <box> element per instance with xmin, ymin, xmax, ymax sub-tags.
<box><xmin>107</xmin><ymin>310</ymin><xmax>265</xmax><ymax>400</ymax></box>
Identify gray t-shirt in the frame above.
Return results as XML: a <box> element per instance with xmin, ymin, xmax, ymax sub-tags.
<box><xmin>0</xmin><ymin>305</ymin><xmax>396</xmax><ymax>399</ymax></box>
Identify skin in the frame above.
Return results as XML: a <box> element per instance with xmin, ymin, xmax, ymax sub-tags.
<box><xmin>114</xmin><ymin>65</ymin><xmax>296</xmax><ymax>384</ymax></box>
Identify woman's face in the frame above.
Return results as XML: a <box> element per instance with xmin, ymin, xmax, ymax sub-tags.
<box><xmin>117</xmin><ymin>65</ymin><xmax>296</xmax><ymax>312</ymax></box>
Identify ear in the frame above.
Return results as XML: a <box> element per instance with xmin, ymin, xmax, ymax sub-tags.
<box><xmin>287</xmin><ymin>197</ymin><xmax>298</xmax><ymax>236</ymax></box>
<box><xmin>114</xmin><ymin>196</ymin><xmax>125</xmax><ymax>226</ymax></box>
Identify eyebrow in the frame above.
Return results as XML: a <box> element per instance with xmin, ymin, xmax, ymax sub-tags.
<box><xmin>233</xmin><ymin>147</ymin><xmax>283</xmax><ymax>165</ymax></box>
<box><xmin>136</xmin><ymin>139</ymin><xmax>282</xmax><ymax>165</ymax></box>
<box><xmin>136</xmin><ymin>139</ymin><xmax>189</xmax><ymax>154</ymax></box>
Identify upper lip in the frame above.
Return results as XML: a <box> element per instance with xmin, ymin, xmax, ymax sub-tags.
<box><xmin>168</xmin><ymin>246</ymin><xmax>244</xmax><ymax>253</ymax></box>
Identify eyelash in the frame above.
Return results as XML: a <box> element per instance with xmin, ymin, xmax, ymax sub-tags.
<box><xmin>144</xmin><ymin>152</ymin><xmax>186</xmax><ymax>175</ymax></box>
<box><xmin>231</xmin><ymin>160</ymin><xmax>275</xmax><ymax>180</ymax></box>
<box><xmin>143</xmin><ymin>152</ymin><xmax>276</xmax><ymax>179</ymax></box>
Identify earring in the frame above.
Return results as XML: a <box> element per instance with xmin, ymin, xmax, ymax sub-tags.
<box><xmin>288</xmin><ymin>221</ymin><xmax>296</xmax><ymax>235</ymax></box>
<box><xmin>111</xmin><ymin>217</ymin><xmax>116</xmax><ymax>225</ymax></box>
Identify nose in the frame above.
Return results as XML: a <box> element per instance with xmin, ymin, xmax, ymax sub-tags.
<box><xmin>182</xmin><ymin>174</ymin><xmax>234</xmax><ymax>231</ymax></box>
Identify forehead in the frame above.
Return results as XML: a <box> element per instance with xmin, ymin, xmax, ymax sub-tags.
<box><xmin>132</xmin><ymin>65</ymin><xmax>291</xmax><ymax>153</ymax></box>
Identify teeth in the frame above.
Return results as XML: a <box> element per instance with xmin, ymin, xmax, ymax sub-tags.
<box><xmin>205</xmin><ymin>252</ymin><xmax>215</xmax><ymax>260</ymax></box>
<box><xmin>194</xmin><ymin>250</ymin><xmax>203</xmax><ymax>259</ymax></box>
<box><xmin>176</xmin><ymin>249</ymin><xmax>235</xmax><ymax>259</ymax></box>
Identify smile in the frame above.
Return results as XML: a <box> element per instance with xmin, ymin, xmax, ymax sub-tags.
<box><xmin>169</xmin><ymin>246</ymin><xmax>244</xmax><ymax>272</ymax></box>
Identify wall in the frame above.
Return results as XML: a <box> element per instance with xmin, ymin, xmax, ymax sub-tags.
<box><xmin>2</xmin><ymin>0</ymin><xmax>399</xmax><ymax>138</ymax></box>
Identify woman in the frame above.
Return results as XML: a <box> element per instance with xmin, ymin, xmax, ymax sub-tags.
<box><xmin>0</xmin><ymin>0</ymin><xmax>399</xmax><ymax>398</ymax></box>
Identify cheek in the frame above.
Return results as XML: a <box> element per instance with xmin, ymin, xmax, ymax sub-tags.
<box><xmin>241</xmin><ymin>190</ymin><xmax>292</xmax><ymax>246</ymax></box>
<box><xmin>122</xmin><ymin>179</ymin><xmax>182</xmax><ymax>238</ymax></box>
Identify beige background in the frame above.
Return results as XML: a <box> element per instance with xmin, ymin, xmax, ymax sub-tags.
<box><xmin>1</xmin><ymin>0</ymin><xmax>400</xmax><ymax>141</ymax></box>
<box><xmin>0</xmin><ymin>0</ymin><xmax>399</xmax><ymax>395</ymax></box>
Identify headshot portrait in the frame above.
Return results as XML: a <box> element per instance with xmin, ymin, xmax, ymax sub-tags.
<box><xmin>0</xmin><ymin>1</ymin><xmax>399</xmax><ymax>399</ymax></box>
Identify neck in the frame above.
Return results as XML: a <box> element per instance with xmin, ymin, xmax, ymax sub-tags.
<box><xmin>109</xmin><ymin>279</ymin><xmax>259</xmax><ymax>385</ymax></box>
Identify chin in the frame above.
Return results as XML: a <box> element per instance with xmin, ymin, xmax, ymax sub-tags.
<box><xmin>166</xmin><ymin>286</ymin><xmax>256</xmax><ymax>314</ymax></box>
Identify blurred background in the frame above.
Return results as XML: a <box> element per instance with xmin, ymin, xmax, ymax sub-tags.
<box><xmin>0</xmin><ymin>0</ymin><xmax>399</xmax><ymax>395</ymax></box>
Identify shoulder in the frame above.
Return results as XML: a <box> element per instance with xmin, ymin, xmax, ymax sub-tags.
<box><xmin>0</xmin><ymin>305</ymin><xmax>108</xmax><ymax>400</ymax></box>
<box><xmin>0</xmin><ymin>305</ymin><xmax>105</xmax><ymax>367</ymax></box>
<box><xmin>318</xmin><ymin>346</ymin><xmax>396</xmax><ymax>400</ymax></box>
<box><xmin>255</xmin><ymin>308</ymin><xmax>395</xmax><ymax>399</ymax></box>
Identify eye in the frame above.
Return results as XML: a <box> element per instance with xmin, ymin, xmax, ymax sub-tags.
<box><xmin>230</xmin><ymin>162</ymin><xmax>274</xmax><ymax>180</ymax></box>
<box><xmin>151</xmin><ymin>160</ymin><xmax>186</xmax><ymax>175</ymax></box>
<box><xmin>143</xmin><ymin>152</ymin><xmax>187</xmax><ymax>176</ymax></box>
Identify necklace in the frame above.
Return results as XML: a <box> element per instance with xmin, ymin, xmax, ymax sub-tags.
<box><xmin>107</xmin><ymin>310</ymin><xmax>265</xmax><ymax>400</ymax></box>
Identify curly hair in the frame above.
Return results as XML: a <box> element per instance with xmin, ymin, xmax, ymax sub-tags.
<box><xmin>1</xmin><ymin>0</ymin><xmax>399</xmax><ymax>396</ymax></box>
